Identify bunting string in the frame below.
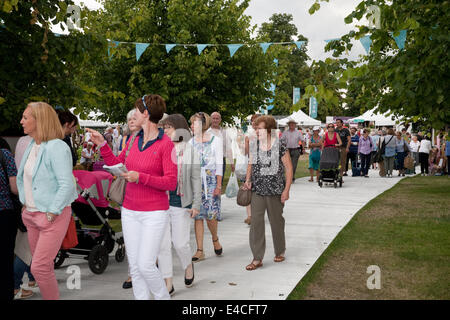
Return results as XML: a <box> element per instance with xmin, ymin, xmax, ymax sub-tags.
<box><xmin>105</xmin><ymin>30</ymin><xmax>408</xmax><ymax>61</ymax></box>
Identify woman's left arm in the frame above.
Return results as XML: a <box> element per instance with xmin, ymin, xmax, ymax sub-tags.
<box><xmin>48</xmin><ymin>143</ymin><xmax>76</xmax><ymax>215</ymax></box>
<box><xmin>281</xmin><ymin>151</ymin><xmax>293</xmax><ymax>204</ymax></box>
<box><xmin>214</xmin><ymin>136</ymin><xmax>223</xmax><ymax>196</ymax></box>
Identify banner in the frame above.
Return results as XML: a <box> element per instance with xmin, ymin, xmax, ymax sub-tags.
<box><xmin>166</xmin><ymin>44</ymin><xmax>176</xmax><ymax>53</ymax></box>
<box><xmin>392</xmin><ymin>29</ymin><xmax>407</xmax><ymax>50</ymax></box>
<box><xmin>136</xmin><ymin>43</ymin><xmax>150</xmax><ymax>61</ymax></box>
<box><xmin>267</xmin><ymin>58</ymin><xmax>278</xmax><ymax>111</ymax></box>
<box><xmin>360</xmin><ymin>35</ymin><xmax>372</xmax><ymax>54</ymax></box>
<box><xmin>197</xmin><ymin>44</ymin><xmax>210</xmax><ymax>55</ymax></box>
<box><xmin>293</xmin><ymin>41</ymin><xmax>306</xmax><ymax>49</ymax></box>
<box><xmin>260</xmin><ymin>42</ymin><xmax>272</xmax><ymax>54</ymax></box>
<box><xmin>293</xmin><ymin>87</ymin><xmax>301</xmax><ymax>105</ymax></box>
<box><xmin>309</xmin><ymin>96</ymin><xmax>318</xmax><ymax>119</ymax></box>
<box><xmin>104</xmin><ymin>29</ymin><xmax>408</xmax><ymax>61</ymax></box>
<box><xmin>227</xmin><ymin>44</ymin><xmax>243</xmax><ymax>57</ymax></box>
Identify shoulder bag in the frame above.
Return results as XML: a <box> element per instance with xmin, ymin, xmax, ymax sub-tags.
<box><xmin>108</xmin><ymin>133</ymin><xmax>138</xmax><ymax>205</ymax></box>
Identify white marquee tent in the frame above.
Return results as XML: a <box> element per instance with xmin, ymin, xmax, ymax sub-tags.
<box><xmin>350</xmin><ymin>108</ymin><xmax>398</xmax><ymax>126</ymax></box>
<box><xmin>277</xmin><ymin>109</ymin><xmax>321</xmax><ymax>127</ymax></box>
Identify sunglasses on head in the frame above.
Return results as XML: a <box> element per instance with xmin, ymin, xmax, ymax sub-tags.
<box><xmin>196</xmin><ymin>112</ymin><xmax>206</xmax><ymax>124</ymax></box>
<box><xmin>141</xmin><ymin>95</ymin><xmax>151</xmax><ymax>117</ymax></box>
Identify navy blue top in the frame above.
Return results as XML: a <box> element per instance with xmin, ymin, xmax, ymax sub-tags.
<box><xmin>169</xmin><ymin>184</ymin><xmax>192</xmax><ymax>209</ymax></box>
<box><xmin>0</xmin><ymin>149</ymin><xmax>17</xmax><ymax>211</ymax></box>
<box><xmin>349</xmin><ymin>134</ymin><xmax>360</xmax><ymax>154</ymax></box>
<box><xmin>137</xmin><ymin>128</ymin><xmax>164</xmax><ymax>152</ymax></box>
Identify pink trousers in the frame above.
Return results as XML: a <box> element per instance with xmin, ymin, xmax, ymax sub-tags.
<box><xmin>22</xmin><ymin>207</ymin><xmax>71</xmax><ymax>300</ymax></box>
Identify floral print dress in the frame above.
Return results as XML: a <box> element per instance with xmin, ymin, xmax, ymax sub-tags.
<box><xmin>190</xmin><ymin>136</ymin><xmax>222</xmax><ymax>221</ymax></box>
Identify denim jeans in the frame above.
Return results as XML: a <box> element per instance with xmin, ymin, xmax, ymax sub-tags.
<box><xmin>14</xmin><ymin>256</ymin><xmax>35</xmax><ymax>290</ymax></box>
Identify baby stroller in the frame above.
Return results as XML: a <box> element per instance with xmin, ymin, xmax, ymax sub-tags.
<box><xmin>54</xmin><ymin>170</ymin><xmax>125</xmax><ymax>274</ymax></box>
<box><xmin>318</xmin><ymin>147</ymin><xmax>343</xmax><ymax>188</ymax></box>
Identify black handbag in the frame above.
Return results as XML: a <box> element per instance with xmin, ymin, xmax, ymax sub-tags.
<box><xmin>0</xmin><ymin>150</ymin><xmax>27</xmax><ymax>232</ymax></box>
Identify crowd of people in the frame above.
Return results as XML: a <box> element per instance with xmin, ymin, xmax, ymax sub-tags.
<box><xmin>279</xmin><ymin>119</ymin><xmax>449</xmax><ymax>181</ymax></box>
<box><xmin>1</xmin><ymin>99</ymin><xmax>449</xmax><ymax>301</ymax></box>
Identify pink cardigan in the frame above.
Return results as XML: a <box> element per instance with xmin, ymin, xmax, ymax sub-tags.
<box><xmin>100</xmin><ymin>134</ymin><xmax>177</xmax><ymax>212</ymax></box>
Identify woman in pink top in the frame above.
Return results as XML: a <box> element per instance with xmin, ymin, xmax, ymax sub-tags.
<box><xmin>87</xmin><ymin>94</ymin><xmax>177</xmax><ymax>300</ymax></box>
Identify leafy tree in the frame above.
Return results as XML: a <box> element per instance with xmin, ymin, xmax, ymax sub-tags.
<box><xmin>257</xmin><ymin>13</ymin><xmax>310</xmax><ymax>115</ymax></box>
<box><xmin>308</xmin><ymin>0</ymin><xmax>450</xmax><ymax>129</ymax></box>
<box><xmin>76</xmin><ymin>0</ymin><xmax>275</xmax><ymax>125</ymax></box>
<box><xmin>0</xmin><ymin>0</ymin><xmax>102</xmax><ymax>134</ymax></box>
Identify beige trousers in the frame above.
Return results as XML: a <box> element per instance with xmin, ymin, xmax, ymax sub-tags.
<box><xmin>249</xmin><ymin>193</ymin><xmax>286</xmax><ymax>260</ymax></box>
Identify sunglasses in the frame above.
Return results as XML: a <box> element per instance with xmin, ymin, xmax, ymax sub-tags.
<box><xmin>141</xmin><ymin>95</ymin><xmax>151</xmax><ymax>116</ymax></box>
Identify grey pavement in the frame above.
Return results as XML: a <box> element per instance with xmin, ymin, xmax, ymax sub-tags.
<box><xmin>25</xmin><ymin>169</ymin><xmax>408</xmax><ymax>300</ymax></box>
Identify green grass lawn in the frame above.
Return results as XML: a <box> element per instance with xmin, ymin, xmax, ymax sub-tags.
<box><xmin>287</xmin><ymin>176</ymin><xmax>450</xmax><ymax>300</ymax></box>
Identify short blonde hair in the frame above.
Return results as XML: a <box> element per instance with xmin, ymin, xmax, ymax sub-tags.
<box><xmin>28</xmin><ymin>102</ymin><xmax>64</xmax><ymax>142</ymax></box>
<box><xmin>190</xmin><ymin>112</ymin><xmax>211</xmax><ymax>132</ymax></box>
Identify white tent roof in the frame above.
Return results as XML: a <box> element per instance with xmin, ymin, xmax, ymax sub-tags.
<box><xmin>278</xmin><ymin>109</ymin><xmax>321</xmax><ymax>126</ymax></box>
<box><xmin>350</xmin><ymin>108</ymin><xmax>397</xmax><ymax>126</ymax></box>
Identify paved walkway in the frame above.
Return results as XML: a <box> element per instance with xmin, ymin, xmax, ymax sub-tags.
<box><xmin>26</xmin><ymin>170</ymin><xmax>407</xmax><ymax>300</ymax></box>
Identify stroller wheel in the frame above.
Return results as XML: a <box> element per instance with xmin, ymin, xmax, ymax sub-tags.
<box><xmin>334</xmin><ymin>181</ymin><xmax>337</xmax><ymax>188</ymax></box>
<box><xmin>115</xmin><ymin>244</ymin><xmax>126</xmax><ymax>263</ymax></box>
<box><xmin>54</xmin><ymin>250</ymin><xmax>67</xmax><ymax>269</ymax></box>
<box><xmin>318</xmin><ymin>180</ymin><xmax>323</xmax><ymax>188</ymax></box>
<box><xmin>88</xmin><ymin>245</ymin><xmax>109</xmax><ymax>274</ymax></box>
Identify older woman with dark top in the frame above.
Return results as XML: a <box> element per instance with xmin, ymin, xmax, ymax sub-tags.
<box><xmin>243</xmin><ymin>115</ymin><xmax>293</xmax><ymax>271</ymax></box>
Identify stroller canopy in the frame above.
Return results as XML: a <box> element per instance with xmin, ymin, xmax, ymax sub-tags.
<box><xmin>73</xmin><ymin>170</ymin><xmax>114</xmax><ymax>208</ymax></box>
<box><xmin>320</xmin><ymin>147</ymin><xmax>340</xmax><ymax>170</ymax></box>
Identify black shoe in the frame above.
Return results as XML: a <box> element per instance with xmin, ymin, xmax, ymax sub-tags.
<box><xmin>213</xmin><ymin>238</ymin><xmax>223</xmax><ymax>256</ymax></box>
<box><xmin>122</xmin><ymin>280</ymin><xmax>132</xmax><ymax>289</ymax></box>
<box><xmin>185</xmin><ymin>263</ymin><xmax>195</xmax><ymax>287</ymax></box>
<box><xmin>169</xmin><ymin>285</ymin><xmax>175</xmax><ymax>296</ymax></box>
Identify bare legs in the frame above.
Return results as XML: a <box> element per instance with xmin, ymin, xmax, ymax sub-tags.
<box><xmin>193</xmin><ymin>219</ymin><xmax>222</xmax><ymax>258</ymax></box>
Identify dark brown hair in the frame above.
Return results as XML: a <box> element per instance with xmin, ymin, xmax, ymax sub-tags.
<box><xmin>160</xmin><ymin>114</ymin><xmax>191</xmax><ymax>142</ymax></box>
<box><xmin>135</xmin><ymin>94</ymin><xmax>166</xmax><ymax>124</ymax></box>
<box><xmin>254</xmin><ymin>115</ymin><xmax>277</xmax><ymax>135</ymax></box>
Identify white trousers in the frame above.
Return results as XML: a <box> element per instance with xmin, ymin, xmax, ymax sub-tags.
<box><xmin>121</xmin><ymin>207</ymin><xmax>170</xmax><ymax>300</ymax></box>
<box><xmin>158</xmin><ymin>206</ymin><xmax>193</xmax><ymax>279</ymax></box>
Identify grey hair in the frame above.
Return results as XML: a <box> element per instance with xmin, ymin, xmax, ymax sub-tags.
<box><xmin>126</xmin><ymin>109</ymin><xmax>136</xmax><ymax>121</ymax></box>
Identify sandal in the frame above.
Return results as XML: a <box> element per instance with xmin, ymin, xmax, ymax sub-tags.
<box><xmin>212</xmin><ymin>238</ymin><xmax>223</xmax><ymax>256</ymax></box>
<box><xmin>308</xmin><ymin>178</ymin><xmax>314</xmax><ymax>182</ymax></box>
<box><xmin>274</xmin><ymin>255</ymin><xmax>285</xmax><ymax>263</ymax></box>
<box><xmin>245</xmin><ymin>260</ymin><xmax>263</xmax><ymax>271</ymax></box>
<box><xmin>14</xmin><ymin>288</ymin><xmax>34</xmax><ymax>300</ymax></box>
<box><xmin>192</xmin><ymin>249</ymin><xmax>205</xmax><ymax>262</ymax></box>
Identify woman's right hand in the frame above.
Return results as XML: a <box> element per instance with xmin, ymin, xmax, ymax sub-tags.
<box><xmin>85</xmin><ymin>128</ymin><xmax>105</xmax><ymax>146</ymax></box>
<box><xmin>243</xmin><ymin>180</ymin><xmax>252</xmax><ymax>190</ymax></box>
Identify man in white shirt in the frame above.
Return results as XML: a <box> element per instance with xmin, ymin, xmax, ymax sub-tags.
<box><xmin>208</xmin><ymin>112</ymin><xmax>234</xmax><ymax>183</ymax></box>
<box><xmin>281</xmin><ymin>119</ymin><xmax>304</xmax><ymax>182</ymax></box>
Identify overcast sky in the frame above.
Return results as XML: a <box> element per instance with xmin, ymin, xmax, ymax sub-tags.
<box><xmin>60</xmin><ymin>0</ymin><xmax>367</xmax><ymax>62</ymax></box>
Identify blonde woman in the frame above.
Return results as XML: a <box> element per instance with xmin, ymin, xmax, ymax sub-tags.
<box><xmin>17</xmin><ymin>102</ymin><xmax>78</xmax><ymax>300</ymax></box>
<box><xmin>189</xmin><ymin>112</ymin><xmax>224</xmax><ymax>262</ymax></box>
